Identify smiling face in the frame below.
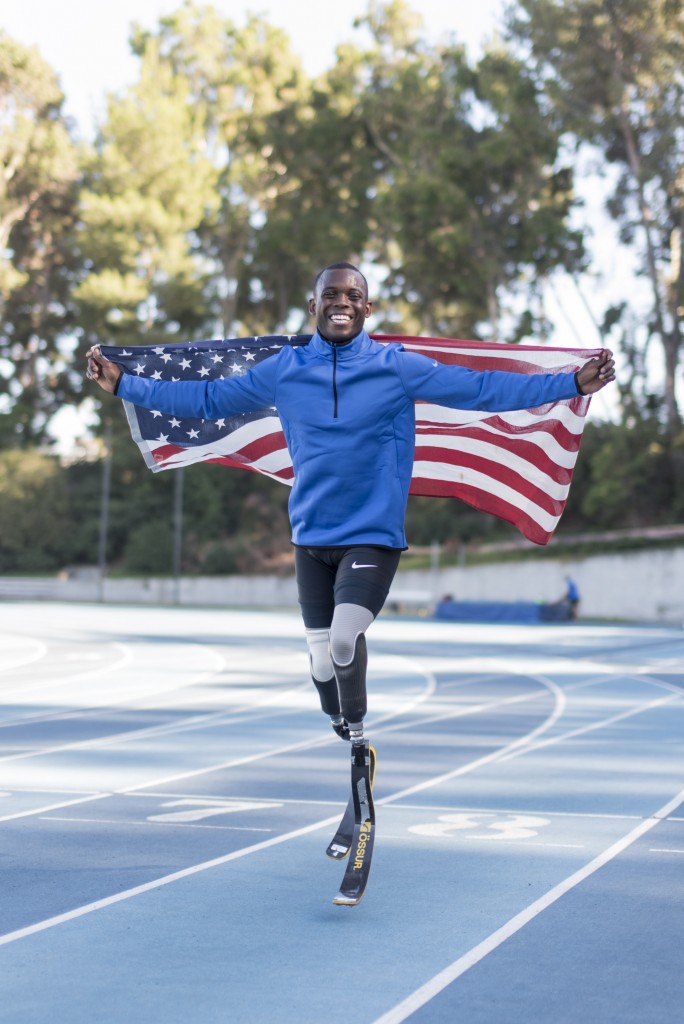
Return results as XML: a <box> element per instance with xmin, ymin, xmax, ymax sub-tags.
<box><xmin>308</xmin><ymin>267</ymin><xmax>372</xmax><ymax>343</ymax></box>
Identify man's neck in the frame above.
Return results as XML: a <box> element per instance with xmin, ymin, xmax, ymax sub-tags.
<box><xmin>317</xmin><ymin>329</ymin><xmax>362</xmax><ymax>347</ymax></box>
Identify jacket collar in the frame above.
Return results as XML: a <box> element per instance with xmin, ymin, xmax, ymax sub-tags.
<box><xmin>310</xmin><ymin>329</ymin><xmax>372</xmax><ymax>361</ymax></box>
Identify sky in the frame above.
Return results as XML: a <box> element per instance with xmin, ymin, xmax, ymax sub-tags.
<box><xmin>3</xmin><ymin>0</ymin><xmax>507</xmax><ymax>138</ymax></box>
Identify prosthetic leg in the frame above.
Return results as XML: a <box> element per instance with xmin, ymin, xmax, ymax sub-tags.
<box><xmin>331</xmin><ymin>633</ymin><xmax>368</xmax><ymax>746</ymax></box>
<box><xmin>330</xmin><ymin>633</ymin><xmax>375</xmax><ymax>905</ymax></box>
<box><xmin>306</xmin><ymin>627</ymin><xmax>350</xmax><ymax>740</ymax></box>
<box><xmin>311</xmin><ymin>673</ymin><xmax>350</xmax><ymax>740</ymax></box>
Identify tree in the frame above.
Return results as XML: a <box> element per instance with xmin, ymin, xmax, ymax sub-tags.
<box><xmin>509</xmin><ymin>0</ymin><xmax>684</xmax><ymax>428</ymax></box>
<box><xmin>325</xmin><ymin>1</ymin><xmax>586</xmax><ymax>340</ymax></box>
<box><xmin>0</xmin><ymin>34</ymin><xmax>80</xmax><ymax>445</ymax></box>
<box><xmin>74</xmin><ymin>30</ymin><xmax>219</xmax><ymax>350</ymax></box>
<box><xmin>128</xmin><ymin>4</ymin><xmax>321</xmax><ymax>336</ymax></box>
<box><xmin>0</xmin><ymin>450</ymin><xmax>71</xmax><ymax>570</ymax></box>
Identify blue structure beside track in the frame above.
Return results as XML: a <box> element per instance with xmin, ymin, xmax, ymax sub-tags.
<box><xmin>433</xmin><ymin>598</ymin><xmax>573</xmax><ymax>623</ymax></box>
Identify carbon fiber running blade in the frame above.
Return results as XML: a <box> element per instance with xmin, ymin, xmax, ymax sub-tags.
<box><xmin>326</xmin><ymin>745</ymin><xmax>376</xmax><ymax>859</ymax></box>
<box><xmin>332</xmin><ymin>741</ymin><xmax>375</xmax><ymax>906</ymax></box>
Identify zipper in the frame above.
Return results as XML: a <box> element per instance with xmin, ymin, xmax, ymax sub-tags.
<box><xmin>332</xmin><ymin>344</ymin><xmax>339</xmax><ymax>418</ymax></box>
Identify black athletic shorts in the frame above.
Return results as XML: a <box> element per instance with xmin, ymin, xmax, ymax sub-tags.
<box><xmin>294</xmin><ymin>545</ymin><xmax>402</xmax><ymax>629</ymax></box>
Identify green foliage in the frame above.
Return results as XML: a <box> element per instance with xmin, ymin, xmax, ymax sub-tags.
<box><xmin>508</xmin><ymin>0</ymin><xmax>684</xmax><ymax>427</ymax></box>
<box><xmin>0</xmin><ymin>450</ymin><xmax>70</xmax><ymax>571</ymax></box>
<box><xmin>570</xmin><ymin>417</ymin><xmax>684</xmax><ymax>528</ymax></box>
<box><xmin>123</xmin><ymin>521</ymin><xmax>174</xmax><ymax>575</ymax></box>
<box><xmin>328</xmin><ymin>2</ymin><xmax>585</xmax><ymax>339</ymax></box>
<box><xmin>0</xmin><ymin>34</ymin><xmax>81</xmax><ymax>445</ymax></box>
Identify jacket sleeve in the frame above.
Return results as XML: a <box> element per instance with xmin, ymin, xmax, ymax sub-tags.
<box><xmin>394</xmin><ymin>351</ymin><xmax>581</xmax><ymax>411</ymax></box>
<box><xmin>117</xmin><ymin>356</ymin><xmax>279</xmax><ymax>418</ymax></box>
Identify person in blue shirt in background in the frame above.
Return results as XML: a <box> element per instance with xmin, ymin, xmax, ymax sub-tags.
<box><xmin>564</xmin><ymin>575</ymin><xmax>581</xmax><ymax>619</ymax></box>
<box><xmin>86</xmin><ymin>262</ymin><xmax>614</xmax><ymax>747</ymax></box>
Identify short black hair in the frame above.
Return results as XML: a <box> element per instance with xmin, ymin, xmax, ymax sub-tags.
<box><xmin>313</xmin><ymin>262</ymin><xmax>368</xmax><ymax>294</ymax></box>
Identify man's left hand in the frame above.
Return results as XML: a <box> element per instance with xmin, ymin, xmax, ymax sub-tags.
<box><xmin>576</xmin><ymin>349</ymin><xmax>616</xmax><ymax>395</ymax></box>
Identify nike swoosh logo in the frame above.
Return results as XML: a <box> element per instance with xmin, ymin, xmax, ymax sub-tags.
<box><xmin>351</xmin><ymin>561</ymin><xmax>378</xmax><ymax>569</ymax></box>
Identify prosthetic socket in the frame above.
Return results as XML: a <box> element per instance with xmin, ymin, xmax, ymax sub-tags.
<box><xmin>310</xmin><ymin>635</ymin><xmax>368</xmax><ymax>743</ymax></box>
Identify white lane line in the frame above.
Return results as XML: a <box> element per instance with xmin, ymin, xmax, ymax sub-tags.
<box><xmin>391</xmin><ymin>802</ymin><xmax>644</xmax><ymax>820</ymax></box>
<box><xmin>380</xmin><ymin>835</ymin><xmax>585</xmax><ymax>849</ymax></box>
<box><xmin>0</xmin><ymin>680</ymin><xmax>313</xmax><ymax>764</ymax></box>
<box><xmin>0</xmin><ymin>792</ymin><xmax>111</xmax><ymax>823</ymax></box>
<box><xmin>40</xmin><ymin>816</ymin><xmax>273</xmax><ymax>833</ymax></box>
<box><xmin>124</xmin><ymin>791</ymin><xmax>344</xmax><ymax>808</ymax></box>
<box><xmin>368</xmin><ymin>679</ymin><xmax>563</xmax><ymax>740</ymax></box>
<box><xmin>0</xmin><ymin>641</ymin><xmax>228</xmax><ymax>728</ymax></box>
<box><xmin>0</xmin><ymin>635</ymin><xmax>48</xmax><ymax>674</ymax></box>
<box><xmin>495</xmin><ymin>691</ymin><xmax>681</xmax><ymax>764</ymax></box>
<box><xmin>378</xmin><ymin>677</ymin><xmax>565</xmax><ymax>807</ymax></box>
<box><xmin>0</xmin><ymin>811</ymin><xmax>343</xmax><ymax>947</ymax></box>
<box><xmin>0</xmin><ymin>642</ymin><xmax>134</xmax><ymax>699</ymax></box>
<box><xmin>371</xmin><ymin>785</ymin><xmax>684</xmax><ymax>1024</ymax></box>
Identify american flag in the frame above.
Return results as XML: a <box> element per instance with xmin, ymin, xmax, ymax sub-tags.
<box><xmin>101</xmin><ymin>334</ymin><xmax>601</xmax><ymax>545</ymax></box>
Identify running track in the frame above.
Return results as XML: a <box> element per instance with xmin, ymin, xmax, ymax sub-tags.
<box><xmin>1</xmin><ymin>602</ymin><xmax>683</xmax><ymax>1023</ymax></box>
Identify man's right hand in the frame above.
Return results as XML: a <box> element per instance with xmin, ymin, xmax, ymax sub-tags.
<box><xmin>85</xmin><ymin>346</ymin><xmax>122</xmax><ymax>393</ymax></box>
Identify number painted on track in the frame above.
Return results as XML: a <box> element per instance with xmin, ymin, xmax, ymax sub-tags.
<box><xmin>409</xmin><ymin>812</ymin><xmax>550</xmax><ymax>841</ymax></box>
<box><xmin>148</xmin><ymin>798</ymin><xmax>282</xmax><ymax>824</ymax></box>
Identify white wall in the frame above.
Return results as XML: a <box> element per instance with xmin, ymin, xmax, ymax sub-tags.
<box><xmin>392</xmin><ymin>547</ymin><xmax>684</xmax><ymax>623</ymax></box>
<box><xmin>0</xmin><ymin>546</ymin><xmax>682</xmax><ymax>623</ymax></box>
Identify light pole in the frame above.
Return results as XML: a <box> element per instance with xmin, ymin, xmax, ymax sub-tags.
<box><xmin>97</xmin><ymin>418</ymin><xmax>112</xmax><ymax>602</ymax></box>
<box><xmin>172</xmin><ymin>466</ymin><xmax>184</xmax><ymax>604</ymax></box>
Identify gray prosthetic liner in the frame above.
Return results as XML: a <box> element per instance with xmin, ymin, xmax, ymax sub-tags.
<box><xmin>305</xmin><ymin>628</ymin><xmax>340</xmax><ymax>715</ymax></box>
<box><xmin>330</xmin><ymin>603</ymin><xmax>374</xmax><ymax>726</ymax></box>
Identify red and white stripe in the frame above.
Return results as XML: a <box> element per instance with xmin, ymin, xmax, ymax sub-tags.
<box><xmin>387</xmin><ymin>335</ymin><xmax>600</xmax><ymax>545</ymax></box>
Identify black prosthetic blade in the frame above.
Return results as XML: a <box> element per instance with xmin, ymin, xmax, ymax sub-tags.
<box><xmin>332</xmin><ymin>741</ymin><xmax>376</xmax><ymax>906</ymax></box>
<box><xmin>326</xmin><ymin>745</ymin><xmax>376</xmax><ymax>860</ymax></box>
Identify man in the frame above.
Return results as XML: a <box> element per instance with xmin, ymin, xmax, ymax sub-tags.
<box><xmin>564</xmin><ymin>575</ymin><xmax>580</xmax><ymax>619</ymax></box>
<box><xmin>86</xmin><ymin>261</ymin><xmax>615</xmax><ymax>747</ymax></box>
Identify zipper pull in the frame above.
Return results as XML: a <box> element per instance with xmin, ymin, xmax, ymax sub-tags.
<box><xmin>332</xmin><ymin>345</ymin><xmax>339</xmax><ymax>418</ymax></box>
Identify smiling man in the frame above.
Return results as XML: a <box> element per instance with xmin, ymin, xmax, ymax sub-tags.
<box><xmin>86</xmin><ymin>261</ymin><xmax>615</xmax><ymax>747</ymax></box>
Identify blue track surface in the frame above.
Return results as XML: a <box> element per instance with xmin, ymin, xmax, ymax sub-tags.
<box><xmin>1</xmin><ymin>602</ymin><xmax>683</xmax><ymax>1022</ymax></box>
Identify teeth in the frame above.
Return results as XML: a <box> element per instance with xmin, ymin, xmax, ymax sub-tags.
<box><xmin>331</xmin><ymin>315</ymin><xmax>351</xmax><ymax>322</ymax></box>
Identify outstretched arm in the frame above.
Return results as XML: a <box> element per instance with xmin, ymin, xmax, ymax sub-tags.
<box><xmin>575</xmin><ymin>349</ymin><xmax>615</xmax><ymax>395</ymax></box>
<box><xmin>85</xmin><ymin>343</ymin><xmax>279</xmax><ymax>419</ymax></box>
<box><xmin>398</xmin><ymin>345</ymin><xmax>616</xmax><ymax>412</ymax></box>
<box><xmin>86</xmin><ymin>346</ymin><xmax>122</xmax><ymax>393</ymax></box>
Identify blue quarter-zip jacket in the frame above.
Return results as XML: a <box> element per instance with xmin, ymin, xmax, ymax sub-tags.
<box><xmin>117</xmin><ymin>330</ymin><xmax>582</xmax><ymax>549</ymax></box>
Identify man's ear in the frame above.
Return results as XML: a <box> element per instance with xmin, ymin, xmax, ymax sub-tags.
<box><xmin>308</xmin><ymin>297</ymin><xmax>316</xmax><ymax>316</ymax></box>
<box><xmin>365</xmin><ymin>301</ymin><xmax>373</xmax><ymax>318</ymax></box>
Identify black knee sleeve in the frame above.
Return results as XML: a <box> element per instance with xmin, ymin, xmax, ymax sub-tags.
<box><xmin>312</xmin><ymin>674</ymin><xmax>341</xmax><ymax>716</ymax></box>
<box><xmin>332</xmin><ymin>633</ymin><xmax>367</xmax><ymax>725</ymax></box>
